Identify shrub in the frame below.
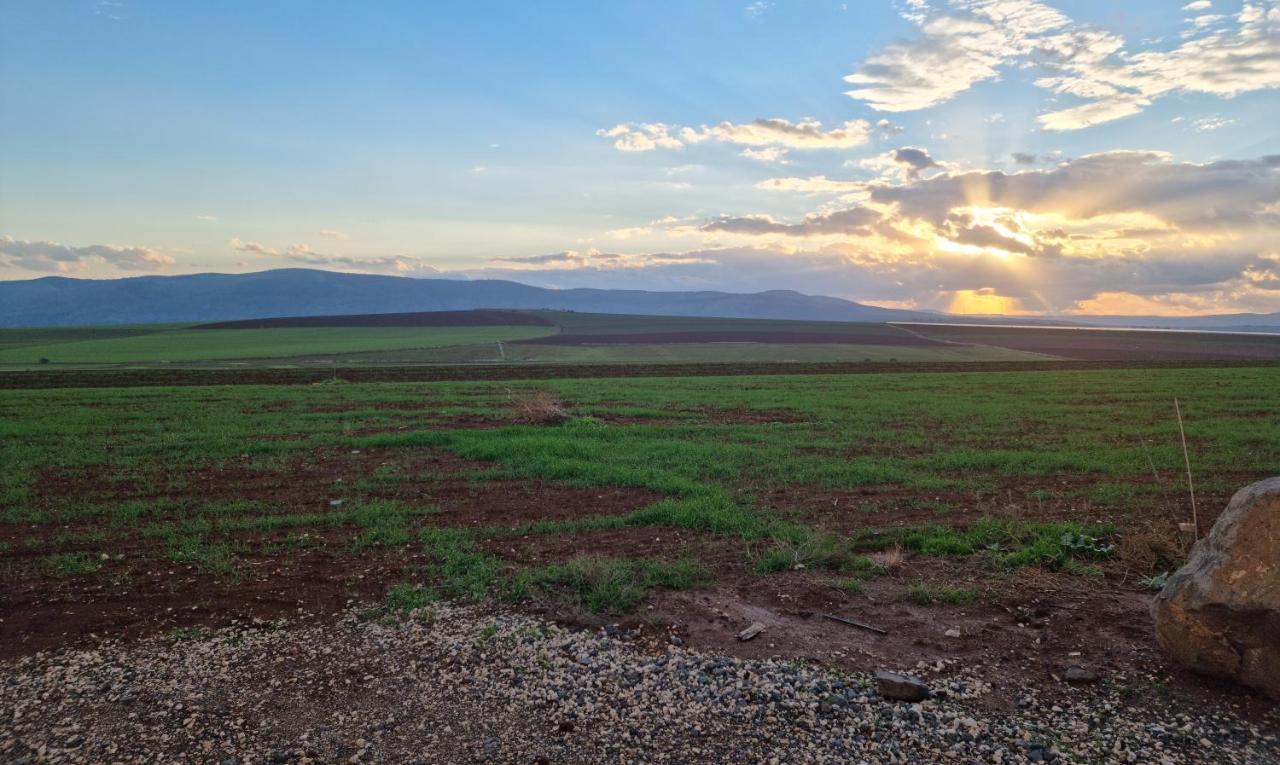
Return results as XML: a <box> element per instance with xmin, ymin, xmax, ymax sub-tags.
<box><xmin>509</xmin><ymin>389</ymin><xmax>570</xmax><ymax>425</ymax></box>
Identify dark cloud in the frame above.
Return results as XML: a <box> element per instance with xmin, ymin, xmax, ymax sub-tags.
<box><xmin>870</xmin><ymin>151</ymin><xmax>1280</xmax><ymax>229</ymax></box>
<box><xmin>892</xmin><ymin>147</ymin><xmax>940</xmax><ymax>179</ymax></box>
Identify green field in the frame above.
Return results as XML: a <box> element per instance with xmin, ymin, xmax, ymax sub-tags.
<box><xmin>4</xmin><ymin>366</ymin><xmax>1277</xmax><ymax>634</ymax></box>
<box><xmin>0</xmin><ymin>311</ymin><xmax>1051</xmax><ymax>368</ymax></box>
<box><xmin>8</xmin><ymin>310</ymin><xmax>1276</xmax><ymax>369</ymax></box>
<box><xmin>315</xmin><ymin>340</ymin><xmax>1039</xmax><ymax>365</ymax></box>
<box><xmin>0</xmin><ymin>325</ymin><xmax>556</xmax><ymax>365</ymax></box>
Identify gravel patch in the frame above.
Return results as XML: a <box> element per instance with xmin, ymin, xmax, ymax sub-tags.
<box><xmin>1</xmin><ymin>602</ymin><xmax>1275</xmax><ymax>764</ymax></box>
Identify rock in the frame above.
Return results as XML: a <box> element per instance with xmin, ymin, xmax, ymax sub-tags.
<box><xmin>1063</xmin><ymin>666</ymin><xmax>1099</xmax><ymax>684</ymax></box>
<box><xmin>737</xmin><ymin>622</ymin><xmax>766</xmax><ymax>641</ymax></box>
<box><xmin>874</xmin><ymin>670</ymin><xmax>931</xmax><ymax>702</ymax></box>
<box><xmin>1152</xmin><ymin>477</ymin><xmax>1280</xmax><ymax>698</ymax></box>
<box><xmin>944</xmin><ymin>629</ymin><xmax>961</xmax><ymax>638</ymax></box>
<box><xmin>669</xmin><ymin>635</ymin><xmax>684</xmax><ymax>647</ymax></box>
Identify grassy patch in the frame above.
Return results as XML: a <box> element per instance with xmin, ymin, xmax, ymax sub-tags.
<box><xmin>901</xmin><ymin>579</ymin><xmax>982</xmax><ymax>606</ymax></box>
<box><xmin>507</xmin><ymin>556</ymin><xmax>711</xmax><ymax>614</ymax></box>
<box><xmin>42</xmin><ymin>552</ymin><xmax>102</xmax><ymax>577</ymax></box>
<box><xmin>382</xmin><ymin>583</ymin><xmax>437</xmax><ymax>614</ymax></box>
<box><xmin>750</xmin><ymin>535</ymin><xmax>844</xmax><ymax>575</ymax></box>
<box><xmin>419</xmin><ymin>528</ymin><xmax>499</xmax><ymax>599</ymax></box>
<box><xmin>852</xmin><ymin>519</ymin><xmax>1114</xmax><ymax>570</ymax></box>
<box><xmin>166</xmin><ymin>536</ymin><xmax>240</xmax><ymax>578</ymax></box>
<box><xmin>830</xmin><ymin>577</ymin><xmax>865</xmax><ymax>595</ymax></box>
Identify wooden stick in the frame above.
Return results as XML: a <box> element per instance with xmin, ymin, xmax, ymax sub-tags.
<box><xmin>1174</xmin><ymin>397</ymin><xmax>1199</xmax><ymax>540</ymax></box>
<box><xmin>821</xmin><ymin>613</ymin><xmax>887</xmax><ymax>635</ymax></box>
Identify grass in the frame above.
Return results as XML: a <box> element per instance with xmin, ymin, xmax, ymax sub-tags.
<box><xmin>419</xmin><ymin>528</ymin><xmax>500</xmax><ymax>600</ymax></box>
<box><xmin>42</xmin><ymin>552</ymin><xmax>103</xmax><ymax>577</ymax></box>
<box><xmin>3</xmin><ymin>365</ymin><xmax>1279</xmax><ymax>621</ymax></box>
<box><xmin>381</xmin><ymin>583</ymin><xmax>437</xmax><ymax>615</ymax></box>
<box><xmin>0</xmin><ymin>325</ymin><xmax>555</xmax><ymax>365</ymax></box>
<box><xmin>852</xmin><ymin>520</ymin><xmax>1115</xmax><ymax>570</ymax></box>
<box><xmin>750</xmin><ymin>536</ymin><xmax>844</xmax><ymax>575</ymax></box>
<box><xmin>507</xmin><ymin>555</ymin><xmax>711</xmax><ymax>614</ymax></box>
<box><xmin>901</xmin><ymin>579</ymin><xmax>983</xmax><ymax>606</ymax></box>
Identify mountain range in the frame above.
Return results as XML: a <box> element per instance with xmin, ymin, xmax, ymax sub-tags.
<box><xmin>0</xmin><ymin>269</ymin><xmax>1276</xmax><ymax>331</ymax></box>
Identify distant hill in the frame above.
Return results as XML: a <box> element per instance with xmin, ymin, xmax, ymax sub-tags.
<box><xmin>1</xmin><ymin>268</ymin><xmax>1276</xmax><ymax>331</ymax></box>
<box><xmin>0</xmin><ymin>269</ymin><xmax>936</xmax><ymax>327</ymax></box>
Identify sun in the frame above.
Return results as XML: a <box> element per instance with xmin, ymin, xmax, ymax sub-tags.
<box><xmin>946</xmin><ymin>288</ymin><xmax>1029</xmax><ymax>315</ymax></box>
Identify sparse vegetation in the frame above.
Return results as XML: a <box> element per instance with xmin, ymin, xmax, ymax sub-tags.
<box><xmin>381</xmin><ymin>583</ymin><xmax>436</xmax><ymax>615</ymax></box>
<box><xmin>507</xmin><ymin>556</ymin><xmax>711</xmax><ymax>614</ymax></box>
<box><xmin>901</xmin><ymin>579</ymin><xmax>983</xmax><ymax>606</ymax></box>
<box><xmin>42</xmin><ymin>552</ymin><xmax>102</xmax><ymax>577</ymax></box>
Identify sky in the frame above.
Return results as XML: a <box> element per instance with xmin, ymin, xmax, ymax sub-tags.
<box><xmin>0</xmin><ymin>0</ymin><xmax>1278</xmax><ymax>316</ymax></box>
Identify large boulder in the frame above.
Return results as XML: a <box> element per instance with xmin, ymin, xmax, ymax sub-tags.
<box><xmin>1152</xmin><ymin>477</ymin><xmax>1280</xmax><ymax>698</ymax></box>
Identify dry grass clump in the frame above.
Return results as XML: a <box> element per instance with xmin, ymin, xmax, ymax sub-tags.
<box><xmin>1114</xmin><ymin>520</ymin><xmax>1191</xmax><ymax>573</ymax></box>
<box><xmin>510</xmin><ymin>389</ymin><xmax>571</xmax><ymax>425</ymax></box>
<box><xmin>868</xmin><ymin>544</ymin><xmax>905</xmax><ymax>571</ymax></box>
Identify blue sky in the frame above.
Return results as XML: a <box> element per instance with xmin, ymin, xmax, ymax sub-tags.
<box><xmin>1</xmin><ymin>0</ymin><xmax>1277</xmax><ymax>315</ymax></box>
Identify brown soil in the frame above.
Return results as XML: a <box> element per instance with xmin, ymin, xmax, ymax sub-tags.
<box><xmin>516</xmin><ymin>331</ymin><xmax>946</xmax><ymax>346</ymax></box>
<box><xmin>1</xmin><ymin>558</ymin><xmax>401</xmax><ymax>660</ymax></box>
<box><xmin>427</xmin><ymin>484</ymin><xmax>659</xmax><ymax>528</ymax></box>
<box><xmin>2</xmin><ymin>448</ymin><xmax>659</xmax><ymax>659</ymax></box>
<box><xmin>905</xmin><ymin>324</ymin><xmax>1280</xmax><ymax>361</ymax></box>
<box><xmin>475</xmin><ymin>527</ymin><xmax>1275</xmax><ymax>717</ymax></box>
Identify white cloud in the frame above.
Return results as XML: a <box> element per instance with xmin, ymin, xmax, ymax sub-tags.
<box><xmin>599</xmin><ymin>118</ymin><xmax>872</xmax><ymax>152</ymax></box>
<box><xmin>744</xmin><ymin>1</ymin><xmax>771</xmax><ymax>19</ymax></box>
<box><xmin>844</xmin><ymin>0</ymin><xmax>1071</xmax><ymax>111</ymax></box>
<box><xmin>230</xmin><ymin>237</ymin><xmax>277</xmax><ymax>256</ymax></box>
<box><xmin>195</xmin><ymin>214</ymin><xmax>218</xmax><ymax>222</ymax></box>
<box><xmin>596</xmin><ymin>123</ymin><xmax>683</xmax><ymax>152</ymax></box>
<box><xmin>0</xmin><ymin>235</ymin><xmax>174</xmax><ymax>273</ymax></box>
<box><xmin>319</xmin><ymin>229</ymin><xmax>350</xmax><ymax>240</ymax></box>
<box><xmin>741</xmin><ymin>146</ymin><xmax>788</xmax><ymax>163</ymax></box>
<box><xmin>1183</xmin><ymin>0</ymin><xmax>1212</xmax><ymax>9</ymax></box>
<box><xmin>755</xmin><ymin>175</ymin><xmax>866</xmax><ymax>194</ymax></box>
<box><xmin>844</xmin><ymin>0</ymin><xmax>1280</xmax><ymax>132</ymax></box>
<box><xmin>229</xmin><ymin>238</ymin><xmax>440</xmax><ymax>276</ymax></box>
<box><xmin>683</xmin><ymin>118</ymin><xmax>872</xmax><ymax>148</ymax></box>
<box><xmin>490</xmin><ymin>248</ymin><xmax>712</xmax><ymax>271</ymax></box>
<box><xmin>1191</xmin><ymin>114</ymin><xmax>1236</xmax><ymax>131</ymax></box>
<box><xmin>700</xmin><ymin>208</ymin><xmax>881</xmax><ymax>237</ymax></box>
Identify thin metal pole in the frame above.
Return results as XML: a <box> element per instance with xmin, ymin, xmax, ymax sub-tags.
<box><xmin>1174</xmin><ymin>397</ymin><xmax>1199</xmax><ymax>540</ymax></box>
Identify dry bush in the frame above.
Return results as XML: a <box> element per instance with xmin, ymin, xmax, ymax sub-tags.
<box><xmin>869</xmin><ymin>544</ymin><xmax>905</xmax><ymax>571</ymax></box>
<box><xmin>509</xmin><ymin>388</ymin><xmax>570</xmax><ymax>425</ymax></box>
<box><xmin>1114</xmin><ymin>520</ymin><xmax>1191</xmax><ymax>573</ymax></box>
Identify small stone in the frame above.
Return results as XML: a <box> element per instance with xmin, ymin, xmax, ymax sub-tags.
<box><xmin>737</xmin><ymin>622</ymin><xmax>766</xmax><ymax>641</ymax></box>
<box><xmin>944</xmin><ymin>628</ymin><xmax>962</xmax><ymax>638</ymax></box>
<box><xmin>1064</xmin><ymin>665</ymin><xmax>1100</xmax><ymax>684</ymax></box>
<box><xmin>875</xmin><ymin>670</ymin><xmax>931</xmax><ymax>702</ymax></box>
